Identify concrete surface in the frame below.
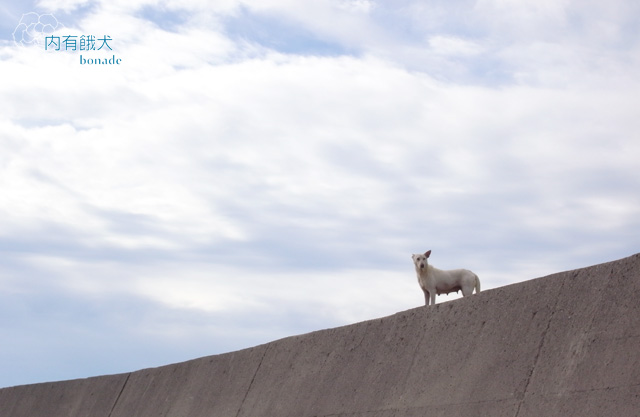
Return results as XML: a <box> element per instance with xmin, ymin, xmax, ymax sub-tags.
<box><xmin>1</xmin><ymin>253</ymin><xmax>639</xmax><ymax>417</ymax></box>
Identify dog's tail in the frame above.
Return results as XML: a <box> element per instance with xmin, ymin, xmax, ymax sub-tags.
<box><xmin>474</xmin><ymin>274</ymin><xmax>481</xmax><ymax>294</ymax></box>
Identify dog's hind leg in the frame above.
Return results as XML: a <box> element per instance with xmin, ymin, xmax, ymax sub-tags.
<box><xmin>461</xmin><ymin>285</ymin><xmax>474</xmax><ymax>297</ymax></box>
<box><xmin>475</xmin><ymin>274</ymin><xmax>481</xmax><ymax>293</ymax></box>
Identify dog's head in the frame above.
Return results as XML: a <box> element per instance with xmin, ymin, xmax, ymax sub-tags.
<box><xmin>412</xmin><ymin>250</ymin><xmax>432</xmax><ymax>270</ymax></box>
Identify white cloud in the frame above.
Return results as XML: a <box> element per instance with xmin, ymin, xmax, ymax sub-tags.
<box><xmin>336</xmin><ymin>0</ymin><xmax>375</xmax><ymax>14</ymax></box>
<box><xmin>428</xmin><ymin>35</ymin><xmax>484</xmax><ymax>56</ymax></box>
<box><xmin>1</xmin><ymin>0</ymin><xmax>639</xmax><ymax>388</ymax></box>
<box><xmin>36</xmin><ymin>0</ymin><xmax>92</xmax><ymax>13</ymax></box>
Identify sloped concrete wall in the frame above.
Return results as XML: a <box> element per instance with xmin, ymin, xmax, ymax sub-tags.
<box><xmin>2</xmin><ymin>253</ymin><xmax>639</xmax><ymax>417</ymax></box>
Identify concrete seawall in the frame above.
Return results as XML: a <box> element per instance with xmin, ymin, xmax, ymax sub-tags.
<box><xmin>2</xmin><ymin>253</ymin><xmax>639</xmax><ymax>417</ymax></box>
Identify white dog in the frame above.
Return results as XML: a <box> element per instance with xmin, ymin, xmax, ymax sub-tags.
<box><xmin>412</xmin><ymin>250</ymin><xmax>481</xmax><ymax>306</ymax></box>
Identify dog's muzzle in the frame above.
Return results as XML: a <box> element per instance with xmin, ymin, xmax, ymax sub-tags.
<box><xmin>419</xmin><ymin>263</ymin><xmax>425</xmax><ymax>269</ymax></box>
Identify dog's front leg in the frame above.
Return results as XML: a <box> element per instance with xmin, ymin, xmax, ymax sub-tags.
<box><xmin>430</xmin><ymin>292</ymin><xmax>436</xmax><ymax>306</ymax></box>
<box><xmin>423</xmin><ymin>290</ymin><xmax>430</xmax><ymax>306</ymax></box>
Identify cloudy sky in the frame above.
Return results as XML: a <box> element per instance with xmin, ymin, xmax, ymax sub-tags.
<box><xmin>1</xmin><ymin>0</ymin><xmax>639</xmax><ymax>388</ymax></box>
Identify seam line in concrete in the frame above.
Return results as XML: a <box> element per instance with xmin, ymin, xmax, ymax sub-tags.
<box><xmin>234</xmin><ymin>345</ymin><xmax>269</xmax><ymax>417</ymax></box>
<box><xmin>107</xmin><ymin>373</ymin><xmax>130</xmax><ymax>417</ymax></box>
<box><xmin>513</xmin><ymin>278</ymin><xmax>566</xmax><ymax>417</ymax></box>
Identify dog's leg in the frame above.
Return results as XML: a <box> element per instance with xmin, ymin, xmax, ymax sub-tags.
<box><xmin>430</xmin><ymin>292</ymin><xmax>436</xmax><ymax>306</ymax></box>
<box><xmin>424</xmin><ymin>290</ymin><xmax>430</xmax><ymax>306</ymax></box>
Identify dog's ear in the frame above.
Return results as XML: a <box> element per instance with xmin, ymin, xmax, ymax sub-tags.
<box><xmin>424</xmin><ymin>250</ymin><xmax>431</xmax><ymax>258</ymax></box>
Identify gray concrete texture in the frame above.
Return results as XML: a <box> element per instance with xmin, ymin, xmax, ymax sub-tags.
<box><xmin>1</xmin><ymin>253</ymin><xmax>639</xmax><ymax>417</ymax></box>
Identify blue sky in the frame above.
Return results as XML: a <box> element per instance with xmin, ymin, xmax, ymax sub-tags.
<box><xmin>1</xmin><ymin>0</ymin><xmax>639</xmax><ymax>388</ymax></box>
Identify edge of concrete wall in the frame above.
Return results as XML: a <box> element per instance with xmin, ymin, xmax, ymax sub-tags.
<box><xmin>2</xmin><ymin>253</ymin><xmax>639</xmax><ymax>417</ymax></box>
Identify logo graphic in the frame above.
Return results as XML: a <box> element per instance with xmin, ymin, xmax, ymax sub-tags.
<box><xmin>13</xmin><ymin>12</ymin><xmax>65</xmax><ymax>47</ymax></box>
<box><xmin>12</xmin><ymin>12</ymin><xmax>121</xmax><ymax>65</ymax></box>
